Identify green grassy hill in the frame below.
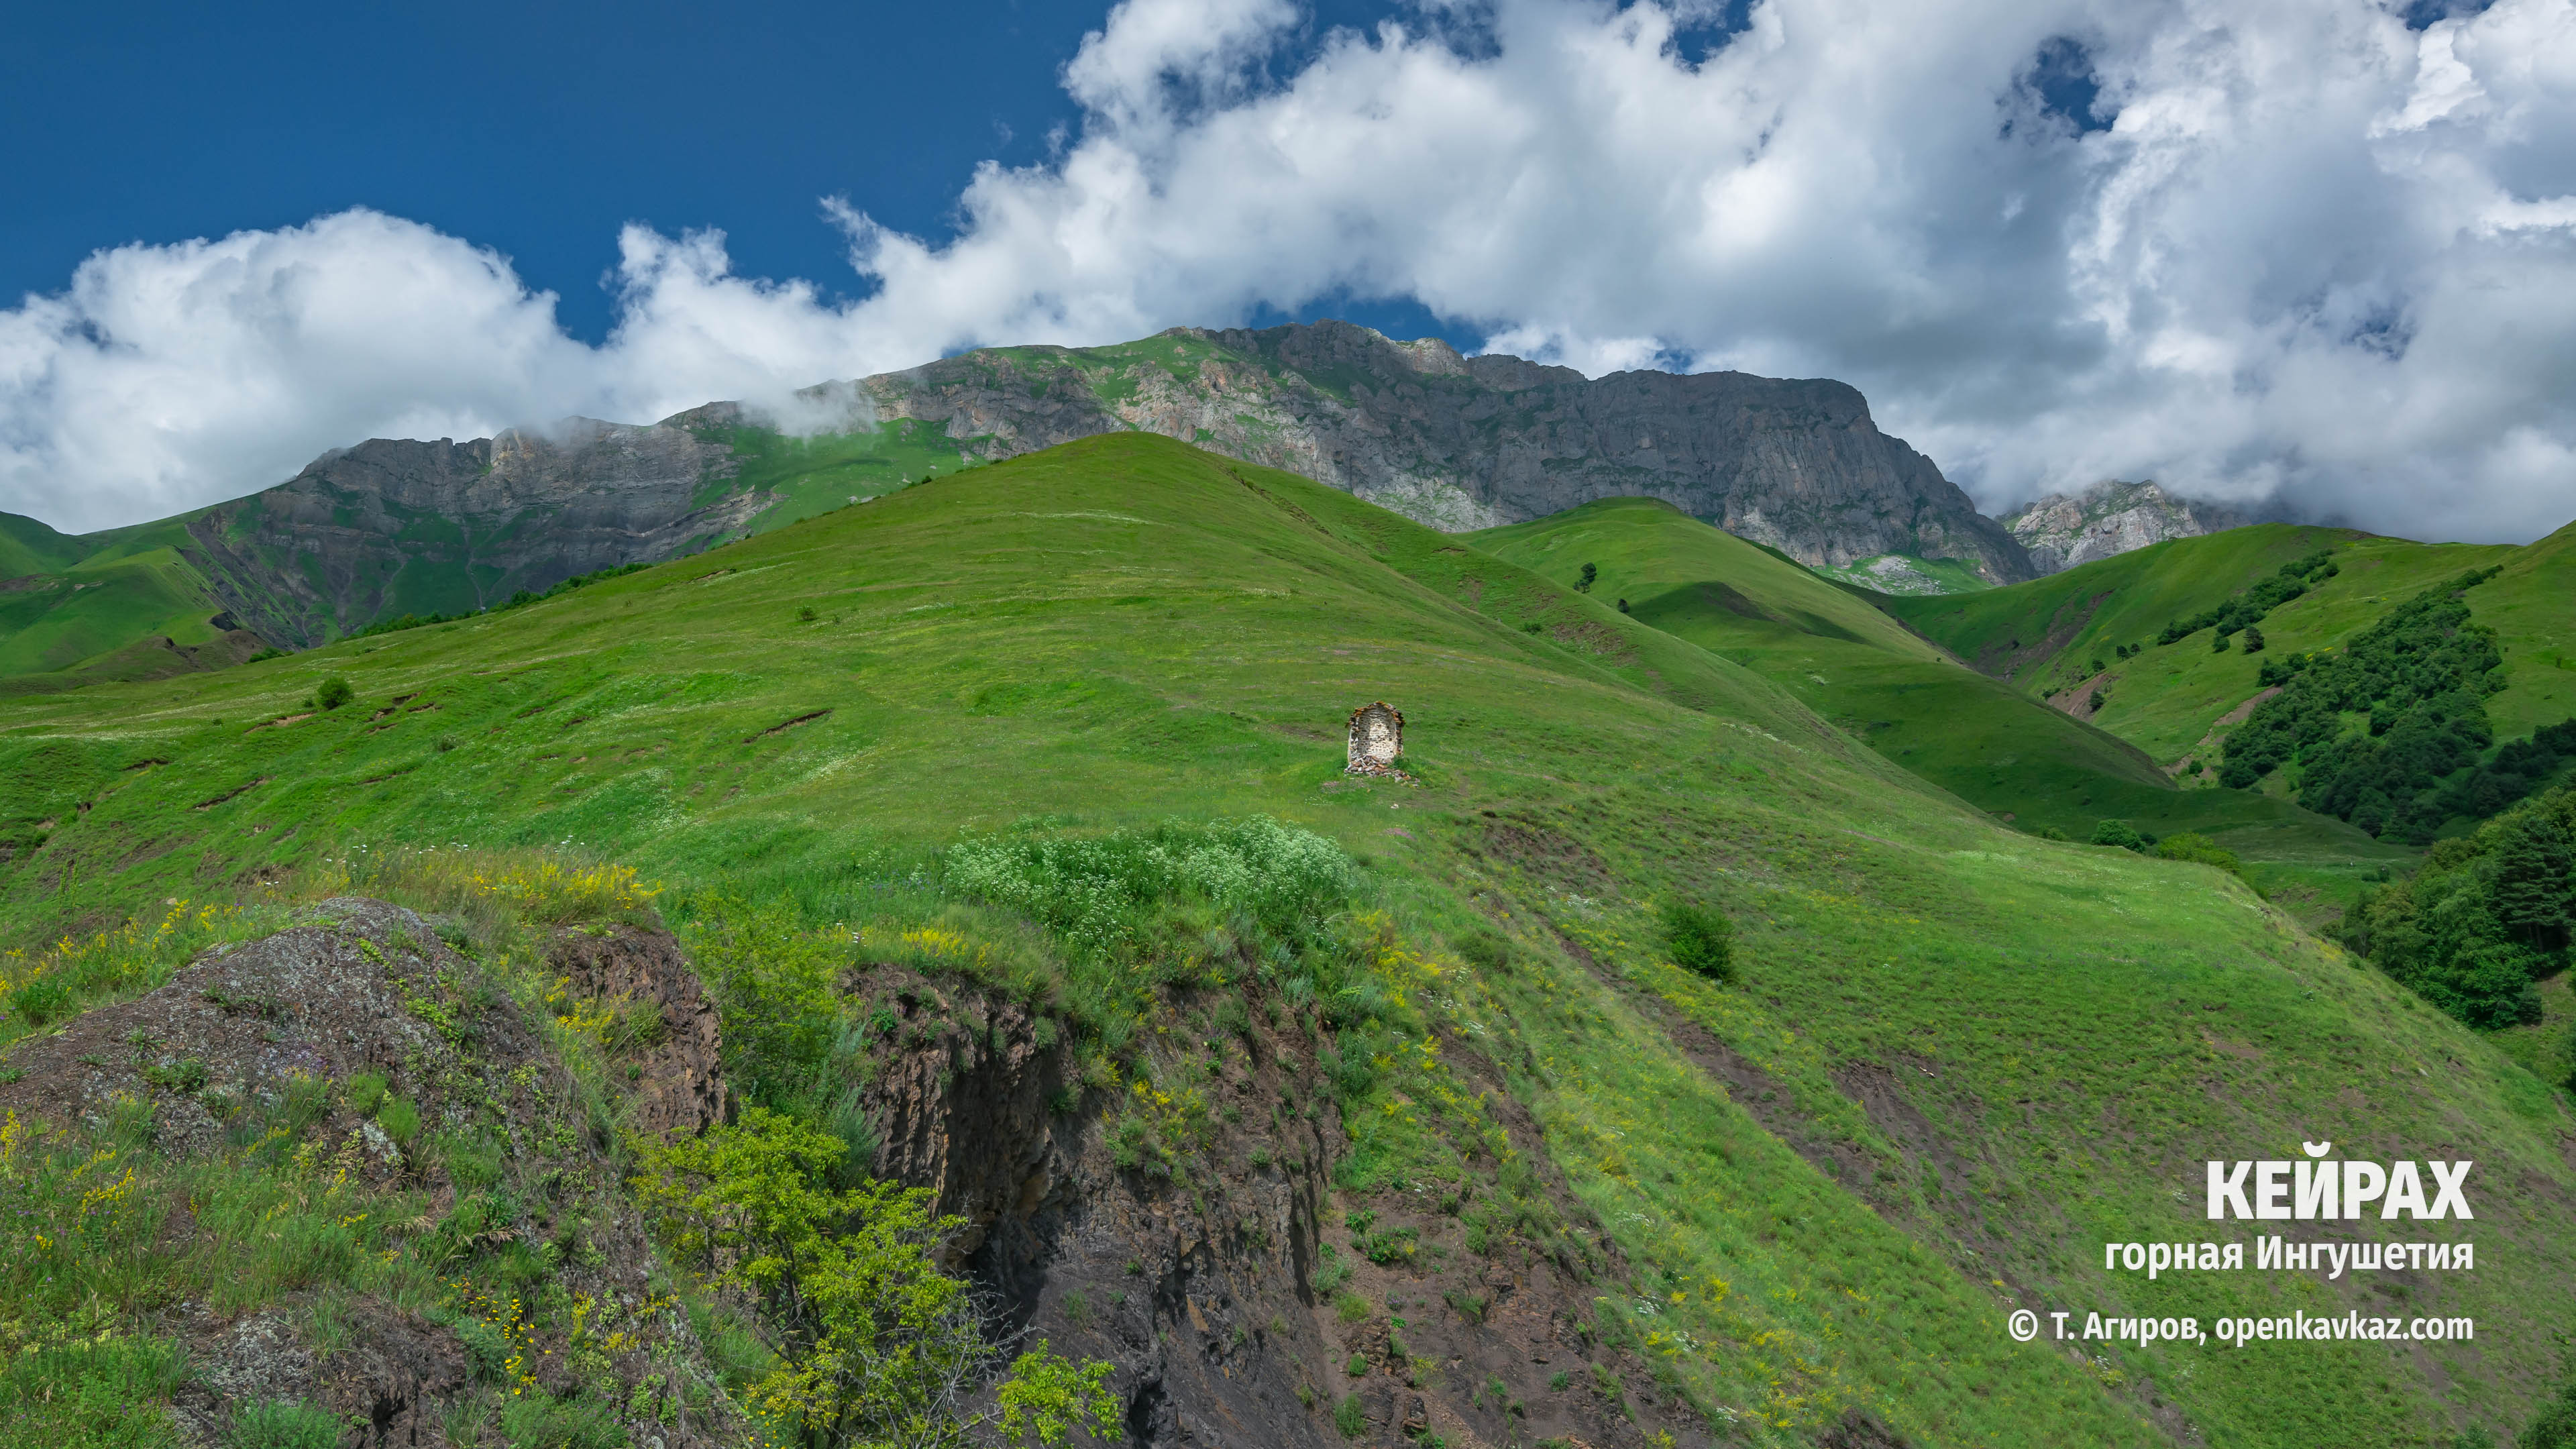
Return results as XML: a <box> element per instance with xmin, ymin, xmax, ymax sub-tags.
<box><xmin>1884</xmin><ymin>522</ymin><xmax>2576</xmax><ymax>829</ymax></box>
<box><xmin>0</xmin><ymin>511</ymin><xmax>89</xmax><ymax>578</ymax></box>
<box><xmin>1469</xmin><ymin>500</ymin><xmax>2382</xmax><ymax>854</ymax></box>
<box><xmin>3</xmin><ymin>437</ymin><xmax>2571</xmax><ymax>1447</ymax></box>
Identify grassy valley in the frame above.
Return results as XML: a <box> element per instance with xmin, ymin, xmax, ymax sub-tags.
<box><xmin>1468</xmin><ymin>500</ymin><xmax>2383</xmax><ymax>853</ymax></box>
<box><xmin>1</xmin><ymin>437</ymin><xmax>2569</xmax><ymax>1448</ymax></box>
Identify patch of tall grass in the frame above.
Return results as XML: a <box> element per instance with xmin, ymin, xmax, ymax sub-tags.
<box><xmin>1</xmin><ymin>900</ymin><xmax>260</xmax><ymax>1053</ymax></box>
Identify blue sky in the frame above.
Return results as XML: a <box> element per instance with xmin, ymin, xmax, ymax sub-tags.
<box><xmin>3</xmin><ymin>0</ymin><xmax>2569</xmax><ymax>543</ymax></box>
<box><xmin>1</xmin><ymin>0</ymin><xmax>1460</xmax><ymax>346</ymax></box>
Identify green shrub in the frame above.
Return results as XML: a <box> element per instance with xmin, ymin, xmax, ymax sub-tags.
<box><xmin>1575</xmin><ymin>562</ymin><xmax>1597</xmax><ymax>593</ymax></box>
<box><xmin>1658</xmin><ymin>901</ymin><xmax>1735</xmax><ymax>983</ymax></box>
<box><xmin>231</xmin><ymin>1399</ymin><xmax>341</xmax><ymax>1449</ymax></box>
<box><xmin>345</xmin><ymin>1071</ymin><xmax>389</xmax><ymax>1118</ymax></box>
<box><xmin>2153</xmin><ymin>833</ymin><xmax>2244</xmax><ymax>878</ymax></box>
<box><xmin>1336</xmin><ymin>1395</ymin><xmax>1367</xmax><ymax>1436</ymax></box>
<box><xmin>376</xmin><ymin>1096</ymin><xmax>421</xmax><ymax>1145</ymax></box>
<box><xmin>8</xmin><ymin>976</ymin><xmax>76</xmax><ymax>1025</ymax></box>
<box><xmin>315</xmin><ymin>677</ymin><xmax>354</xmax><ymax>710</ymax></box>
<box><xmin>2522</xmin><ymin>1376</ymin><xmax>2576</xmax><ymax>1449</ymax></box>
<box><xmin>1453</xmin><ymin>930</ymin><xmax>1510</xmax><ymax>972</ymax></box>
<box><xmin>1334</xmin><ymin>1291</ymin><xmax>1371</xmax><ymax>1324</ymax></box>
<box><xmin>140</xmin><ymin>1059</ymin><xmax>209</xmax><ymax>1094</ymax></box>
<box><xmin>944</xmin><ymin>816</ymin><xmax>1352</xmax><ymax>961</ymax></box>
<box><xmin>2090</xmin><ymin>819</ymin><xmax>2149</xmax><ymax>852</ymax></box>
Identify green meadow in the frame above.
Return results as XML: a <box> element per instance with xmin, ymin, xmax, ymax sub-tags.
<box><xmin>2</xmin><ymin>437</ymin><xmax>2571</xmax><ymax>1446</ymax></box>
<box><xmin>1468</xmin><ymin>499</ymin><xmax>2383</xmax><ymax>853</ymax></box>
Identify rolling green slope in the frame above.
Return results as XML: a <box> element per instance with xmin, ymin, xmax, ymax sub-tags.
<box><xmin>0</xmin><ymin>545</ymin><xmax>252</xmax><ymax>688</ymax></box>
<box><xmin>3</xmin><ymin>436</ymin><xmax>2569</xmax><ymax>1446</ymax></box>
<box><xmin>1883</xmin><ymin>524</ymin><xmax>2573</xmax><ymax>775</ymax></box>
<box><xmin>2480</xmin><ymin>516</ymin><xmax>2576</xmax><ymax>741</ymax></box>
<box><xmin>1469</xmin><ymin>500</ymin><xmax>2380</xmax><ymax>853</ymax></box>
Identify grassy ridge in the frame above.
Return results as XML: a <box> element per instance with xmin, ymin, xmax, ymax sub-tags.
<box><xmin>1469</xmin><ymin>500</ymin><xmax>2381</xmax><ymax>852</ymax></box>
<box><xmin>2</xmin><ymin>436</ymin><xmax>2570</xmax><ymax>1444</ymax></box>
<box><xmin>0</xmin><ymin>511</ymin><xmax>89</xmax><ymax>578</ymax></box>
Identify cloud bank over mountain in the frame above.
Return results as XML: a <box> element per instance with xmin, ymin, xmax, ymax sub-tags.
<box><xmin>4</xmin><ymin>0</ymin><xmax>2571</xmax><ymax>539</ymax></box>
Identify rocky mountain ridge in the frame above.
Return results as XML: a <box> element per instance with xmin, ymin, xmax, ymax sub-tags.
<box><xmin>1</xmin><ymin>321</ymin><xmax>2039</xmax><ymax>683</ymax></box>
<box><xmin>2000</xmin><ymin>479</ymin><xmax>2247</xmax><ymax>575</ymax></box>
<box><xmin>838</xmin><ymin>321</ymin><xmax>2037</xmax><ymax>584</ymax></box>
<box><xmin>183</xmin><ymin>419</ymin><xmax>764</xmax><ymax>650</ymax></box>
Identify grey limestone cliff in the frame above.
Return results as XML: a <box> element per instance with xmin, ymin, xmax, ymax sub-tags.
<box><xmin>2001</xmin><ymin>480</ymin><xmax>2248</xmax><ymax>575</ymax></box>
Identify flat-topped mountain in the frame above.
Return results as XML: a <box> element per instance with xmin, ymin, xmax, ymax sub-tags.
<box><xmin>829</xmin><ymin>321</ymin><xmax>2035</xmax><ymax>584</ymax></box>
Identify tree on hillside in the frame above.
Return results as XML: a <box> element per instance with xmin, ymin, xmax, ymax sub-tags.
<box><xmin>2337</xmin><ymin>787</ymin><xmax>2571</xmax><ymax>1030</ymax></box>
<box><xmin>1660</xmin><ymin>901</ymin><xmax>1736</xmax><ymax>983</ymax></box>
<box><xmin>2490</xmin><ymin>812</ymin><xmax>2573</xmax><ymax>953</ymax></box>
<box><xmin>1576</xmin><ymin>562</ymin><xmax>1598</xmax><ymax>593</ymax></box>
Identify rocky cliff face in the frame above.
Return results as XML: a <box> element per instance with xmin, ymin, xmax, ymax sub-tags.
<box><xmin>847</xmin><ymin>966</ymin><xmax>1694</xmax><ymax>1449</ymax></box>
<box><xmin>853</xmin><ymin>321</ymin><xmax>2035</xmax><ymax>584</ymax></box>
<box><xmin>182</xmin><ymin>419</ymin><xmax>763</xmax><ymax>649</ymax></box>
<box><xmin>2001</xmin><ymin>479</ymin><xmax>2247</xmax><ymax>575</ymax></box>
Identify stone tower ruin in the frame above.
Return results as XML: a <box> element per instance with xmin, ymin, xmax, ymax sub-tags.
<box><xmin>1346</xmin><ymin>701</ymin><xmax>1403</xmax><ymax>774</ymax></box>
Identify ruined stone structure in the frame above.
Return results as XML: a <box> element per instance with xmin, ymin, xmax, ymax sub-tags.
<box><xmin>1347</xmin><ymin>702</ymin><xmax>1403</xmax><ymax>774</ymax></box>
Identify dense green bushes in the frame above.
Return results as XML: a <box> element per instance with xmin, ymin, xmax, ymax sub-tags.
<box><xmin>2152</xmin><ymin>833</ymin><xmax>2244</xmax><ymax>877</ymax></box>
<box><xmin>2338</xmin><ymin>788</ymin><xmax>2575</xmax><ymax>1029</ymax></box>
<box><xmin>2215</xmin><ymin>568</ymin><xmax>2569</xmax><ymax>843</ymax></box>
<box><xmin>631</xmin><ymin>1108</ymin><xmax>1114</xmax><ymax>1448</ymax></box>
<box><xmin>944</xmin><ymin>816</ymin><xmax>1353</xmax><ymax>962</ymax></box>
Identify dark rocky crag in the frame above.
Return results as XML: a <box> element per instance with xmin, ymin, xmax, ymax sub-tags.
<box><xmin>853</xmin><ymin>321</ymin><xmax>2035</xmax><ymax>583</ymax></box>
<box><xmin>182</xmin><ymin>419</ymin><xmax>763</xmax><ymax>649</ymax></box>
<box><xmin>847</xmin><ymin>966</ymin><xmax>1699</xmax><ymax>1449</ymax></box>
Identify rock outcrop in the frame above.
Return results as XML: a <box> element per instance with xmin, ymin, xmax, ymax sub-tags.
<box><xmin>2001</xmin><ymin>479</ymin><xmax>2247</xmax><ymax>575</ymax></box>
<box><xmin>843</xmin><ymin>966</ymin><xmax>1690</xmax><ymax>1449</ymax></box>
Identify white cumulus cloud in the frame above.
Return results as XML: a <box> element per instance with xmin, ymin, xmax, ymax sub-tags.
<box><xmin>4</xmin><ymin>0</ymin><xmax>2573</xmax><ymax>543</ymax></box>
